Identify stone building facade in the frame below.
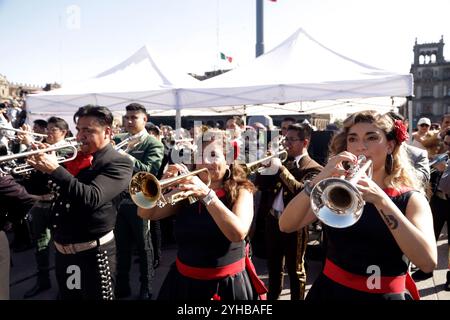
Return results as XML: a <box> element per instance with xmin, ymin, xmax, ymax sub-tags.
<box><xmin>410</xmin><ymin>37</ymin><xmax>450</xmax><ymax>126</ymax></box>
<box><xmin>0</xmin><ymin>73</ymin><xmax>44</xmax><ymax>101</ymax></box>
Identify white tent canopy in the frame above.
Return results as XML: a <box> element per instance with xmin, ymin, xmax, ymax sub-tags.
<box><xmin>180</xmin><ymin>28</ymin><xmax>412</xmax><ymax>111</ymax></box>
<box><xmin>27</xmin><ymin>28</ymin><xmax>413</xmax><ymax>127</ymax></box>
<box><xmin>26</xmin><ymin>45</ymin><xmax>200</xmax><ymax>114</ymax></box>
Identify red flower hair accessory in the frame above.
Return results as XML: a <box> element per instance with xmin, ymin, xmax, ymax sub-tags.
<box><xmin>393</xmin><ymin>120</ymin><xmax>409</xmax><ymax>144</ymax></box>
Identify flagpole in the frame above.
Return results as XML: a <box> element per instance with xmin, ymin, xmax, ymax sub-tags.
<box><xmin>255</xmin><ymin>0</ymin><xmax>264</xmax><ymax>57</ymax></box>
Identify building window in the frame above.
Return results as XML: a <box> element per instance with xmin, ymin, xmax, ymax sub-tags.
<box><xmin>430</xmin><ymin>54</ymin><xmax>437</xmax><ymax>63</ymax></box>
<box><xmin>419</xmin><ymin>55</ymin><xmax>425</xmax><ymax>64</ymax></box>
<box><xmin>423</xmin><ymin>69</ymin><xmax>433</xmax><ymax>79</ymax></box>
<box><xmin>423</xmin><ymin>86</ymin><xmax>433</xmax><ymax>97</ymax></box>
<box><xmin>447</xmin><ymin>105</ymin><xmax>450</xmax><ymax>114</ymax></box>
<box><xmin>444</xmin><ymin>69</ymin><xmax>450</xmax><ymax>79</ymax></box>
<box><xmin>422</xmin><ymin>104</ymin><xmax>433</xmax><ymax>114</ymax></box>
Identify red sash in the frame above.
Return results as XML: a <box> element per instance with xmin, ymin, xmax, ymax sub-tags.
<box><xmin>175</xmin><ymin>246</ymin><xmax>267</xmax><ymax>300</ymax></box>
<box><xmin>323</xmin><ymin>258</ymin><xmax>420</xmax><ymax>300</ymax></box>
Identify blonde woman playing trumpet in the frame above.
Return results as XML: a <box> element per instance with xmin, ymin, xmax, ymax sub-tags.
<box><xmin>279</xmin><ymin>111</ymin><xmax>437</xmax><ymax>300</ymax></box>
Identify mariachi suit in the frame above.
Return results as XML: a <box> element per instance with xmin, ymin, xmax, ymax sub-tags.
<box><xmin>48</xmin><ymin>144</ymin><xmax>133</xmax><ymax>300</ymax></box>
<box><xmin>113</xmin><ymin>131</ymin><xmax>164</xmax><ymax>298</ymax></box>
<box><xmin>255</xmin><ymin>155</ymin><xmax>322</xmax><ymax>300</ymax></box>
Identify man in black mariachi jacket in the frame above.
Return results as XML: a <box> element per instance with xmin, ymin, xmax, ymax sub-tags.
<box><xmin>28</xmin><ymin>105</ymin><xmax>133</xmax><ymax>300</ymax></box>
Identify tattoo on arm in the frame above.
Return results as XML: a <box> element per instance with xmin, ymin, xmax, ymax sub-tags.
<box><xmin>379</xmin><ymin>209</ymin><xmax>399</xmax><ymax>230</ymax></box>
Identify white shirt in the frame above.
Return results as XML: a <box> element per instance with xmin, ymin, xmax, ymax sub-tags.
<box><xmin>272</xmin><ymin>153</ymin><xmax>308</xmax><ymax>212</ymax></box>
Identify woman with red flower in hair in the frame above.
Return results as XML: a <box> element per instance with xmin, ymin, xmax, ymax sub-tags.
<box><xmin>138</xmin><ymin>129</ymin><xmax>267</xmax><ymax>301</ymax></box>
<box><xmin>279</xmin><ymin>110</ymin><xmax>437</xmax><ymax>300</ymax></box>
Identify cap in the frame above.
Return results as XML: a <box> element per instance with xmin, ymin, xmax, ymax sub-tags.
<box><xmin>417</xmin><ymin>117</ymin><xmax>431</xmax><ymax>126</ymax></box>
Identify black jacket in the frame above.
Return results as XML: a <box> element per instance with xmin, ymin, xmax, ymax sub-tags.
<box><xmin>0</xmin><ymin>174</ymin><xmax>35</xmax><ymax>227</ymax></box>
<box><xmin>48</xmin><ymin>144</ymin><xmax>133</xmax><ymax>244</ymax></box>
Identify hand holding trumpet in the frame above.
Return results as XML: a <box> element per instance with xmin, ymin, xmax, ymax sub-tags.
<box><xmin>26</xmin><ymin>142</ymin><xmax>60</xmax><ymax>174</ymax></box>
<box><xmin>163</xmin><ymin>164</ymin><xmax>210</xmax><ymax>200</ymax></box>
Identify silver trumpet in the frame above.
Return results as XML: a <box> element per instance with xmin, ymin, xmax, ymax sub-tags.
<box><xmin>429</xmin><ymin>152</ymin><xmax>449</xmax><ymax>173</ymax></box>
<box><xmin>241</xmin><ymin>150</ymin><xmax>288</xmax><ymax>175</ymax></box>
<box><xmin>0</xmin><ymin>141</ymin><xmax>81</xmax><ymax>175</ymax></box>
<box><xmin>129</xmin><ymin>168</ymin><xmax>211</xmax><ymax>209</ymax></box>
<box><xmin>310</xmin><ymin>155</ymin><xmax>373</xmax><ymax>228</ymax></box>
<box><xmin>114</xmin><ymin>134</ymin><xmax>142</xmax><ymax>152</ymax></box>
<box><xmin>0</xmin><ymin>124</ymin><xmax>47</xmax><ymax>138</ymax></box>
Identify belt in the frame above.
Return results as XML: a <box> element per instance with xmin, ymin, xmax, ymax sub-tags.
<box><xmin>54</xmin><ymin>230</ymin><xmax>114</xmax><ymax>255</ymax></box>
<box><xmin>269</xmin><ymin>208</ymin><xmax>283</xmax><ymax>219</ymax></box>
<box><xmin>323</xmin><ymin>258</ymin><xmax>420</xmax><ymax>300</ymax></box>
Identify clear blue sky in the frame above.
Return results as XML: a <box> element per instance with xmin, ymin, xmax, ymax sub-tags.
<box><xmin>1</xmin><ymin>0</ymin><xmax>449</xmax><ymax>86</ymax></box>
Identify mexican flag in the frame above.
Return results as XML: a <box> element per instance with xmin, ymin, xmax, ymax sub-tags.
<box><xmin>220</xmin><ymin>52</ymin><xmax>233</xmax><ymax>63</ymax></box>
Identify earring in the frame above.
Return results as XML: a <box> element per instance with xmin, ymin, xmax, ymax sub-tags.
<box><xmin>224</xmin><ymin>167</ymin><xmax>231</xmax><ymax>180</ymax></box>
<box><xmin>385</xmin><ymin>153</ymin><xmax>394</xmax><ymax>175</ymax></box>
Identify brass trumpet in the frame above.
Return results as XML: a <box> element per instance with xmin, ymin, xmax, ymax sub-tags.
<box><xmin>241</xmin><ymin>150</ymin><xmax>288</xmax><ymax>175</ymax></box>
<box><xmin>0</xmin><ymin>141</ymin><xmax>81</xmax><ymax>175</ymax></box>
<box><xmin>310</xmin><ymin>155</ymin><xmax>373</xmax><ymax>228</ymax></box>
<box><xmin>129</xmin><ymin>168</ymin><xmax>211</xmax><ymax>209</ymax></box>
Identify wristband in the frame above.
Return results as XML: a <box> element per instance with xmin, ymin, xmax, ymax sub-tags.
<box><xmin>201</xmin><ymin>189</ymin><xmax>217</xmax><ymax>206</ymax></box>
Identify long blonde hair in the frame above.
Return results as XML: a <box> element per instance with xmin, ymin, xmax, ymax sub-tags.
<box><xmin>330</xmin><ymin>110</ymin><xmax>423</xmax><ymax>192</ymax></box>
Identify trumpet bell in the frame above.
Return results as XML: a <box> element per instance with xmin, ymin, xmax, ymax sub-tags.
<box><xmin>310</xmin><ymin>178</ymin><xmax>364</xmax><ymax>228</ymax></box>
<box><xmin>129</xmin><ymin>172</ymin><xmax>161</xmax><ymax>209</ymax></box>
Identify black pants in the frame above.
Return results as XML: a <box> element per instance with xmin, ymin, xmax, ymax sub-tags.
<box><xmin>28</xmin><ymin>202</ymin><xmax>52</xmax><ymax>281</ymax></box>
<box><xmin>430</xmin><ymin>194</ymin><xmax>450</xmax><ymax>244</ymax></box>
<box><xmin>55</xmin><ymin>238</ymin><xmax>116</xmax><ymax>300</ymax></box>
<box><xmin>265</xmin><ymin>213</ymin><xmax>308</xmax><ymax>300</ymax></box>
<box><xmin>151</xmin><ymin>219</ymin><xmax>162</xmax><ymax>263</ymax></box>
<box><xmin>115</xmin><ymin>201</ymin><xmax>154</xmax><ymax>293</ymax></box>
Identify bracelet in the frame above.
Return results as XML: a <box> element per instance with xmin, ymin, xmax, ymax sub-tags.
<box><xmin>201</xmin><ymin>189</ymin><xmax>217</xmax><ymax>206</ymax></box>
<box><xmin>303</xmin><ymin>180</ymin><xmax>313</xmax><ymax>197</ymax></box>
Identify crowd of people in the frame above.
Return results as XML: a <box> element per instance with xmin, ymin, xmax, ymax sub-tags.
<box><xmin>0</xmin><ymin>99</ymin><xmax>449</xmax><ymax>301</ymax></box>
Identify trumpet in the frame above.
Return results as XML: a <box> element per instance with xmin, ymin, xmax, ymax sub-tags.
<box><xmin>241</xmin><ymin>150</ymin><xmax>288</xmax><ymax>175</ymax></box>
<box><xmin>129</xmin><ymin>168</ymin><xmax>211</xmax><ymax>209</ymax></box>
<box><xmin>0</xmin><ymin>124</ymin><xmax>47</xmax><ymax>138</ymax></box>
<box><xmin>114</xmin><ymin>134</ymin><xmax>142</xmax><ymax>152</ymax></box>
<box><xmin>429</xmin><ymin>152</ymin><xmax>449</xmax><ymax>173</ymax></box>
<box><xmin>310</xmin><ymin>155</ymin><xmax>373</xmax><ymax>228</ymax></box>
<box><xmin>0</xmin><ymin>141</ymin><xmax>81</xmax><ymax>175</ymax></box>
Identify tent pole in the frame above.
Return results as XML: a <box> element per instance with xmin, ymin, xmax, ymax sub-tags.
<box><xmin>407</xmin><ymin>96</ymin><xmax>413</xmax><ymax>142</ymax></box>
<box><xmin>176</xmin><ymin>109</ymin><xmax>181</xmax><ymax>131</ymax></box>
<box><xmin>175</xmin><ymin>89</ymin><xmax>181</xmax><ymax>132</ymax></box>
<box><xmin>255</xmin><ymin>0</ymin><xmax>264</xmax><ymax>57</ymax></box>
